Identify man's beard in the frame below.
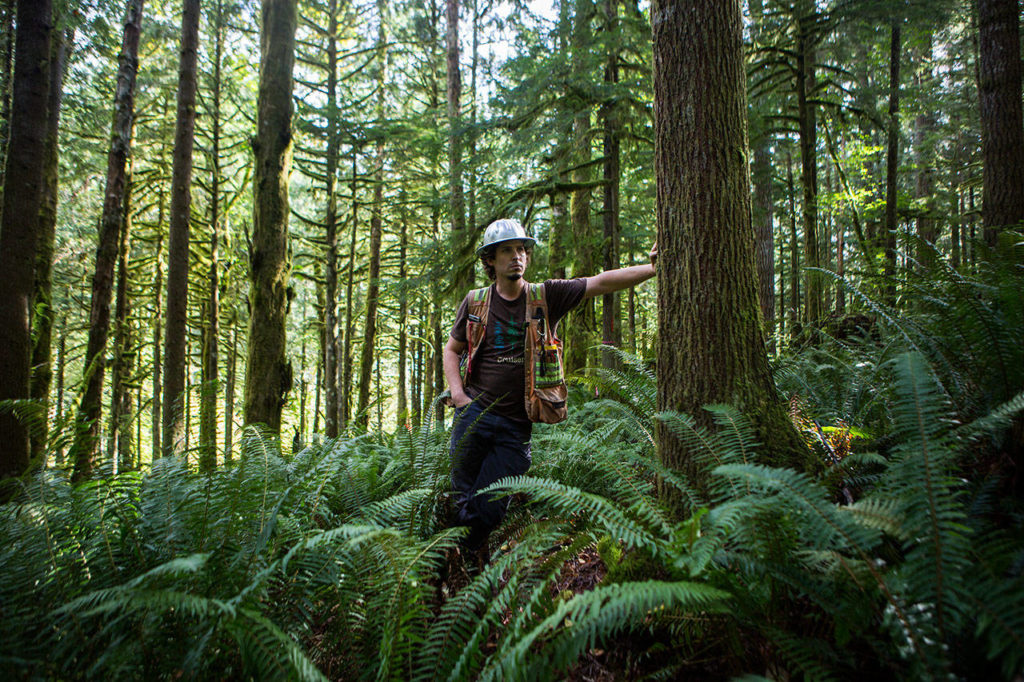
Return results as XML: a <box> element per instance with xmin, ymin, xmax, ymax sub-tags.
<box><xmin>508</xmin><ymin>272</ymin><xmax>522</xmax><ymax>281</ymax></box>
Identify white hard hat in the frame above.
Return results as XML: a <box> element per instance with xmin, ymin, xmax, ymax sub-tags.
<box><xmin>476</xmin><ymin>219</ymin><xmax>537</xmax><ymax>255</ymax></box>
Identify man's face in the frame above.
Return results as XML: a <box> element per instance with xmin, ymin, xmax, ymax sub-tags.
<box><xmin>488</xmin><ymin>240</ymin><xmax>530</xmax><ymax>281</ymax></box>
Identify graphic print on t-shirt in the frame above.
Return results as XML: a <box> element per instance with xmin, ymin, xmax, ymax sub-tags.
<box><xmin>492</xmin><ymin>317</ymin><xmax>525</xmax><ymax>363</ymax></box>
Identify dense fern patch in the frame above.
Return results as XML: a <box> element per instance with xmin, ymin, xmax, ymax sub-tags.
<box><xmin>3</xmin><ymin>262</ymin><xmax>1024</xmax><ymax>680</ymax></box>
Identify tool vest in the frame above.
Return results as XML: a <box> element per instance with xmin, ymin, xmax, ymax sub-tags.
<box><xmin>461</xmin><ymin>283</ymin><xmax>568</xmax><ymax>424</ymax></box>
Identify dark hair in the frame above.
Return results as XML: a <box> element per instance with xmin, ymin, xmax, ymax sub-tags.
<box><xmin>478</xmin><ymin>242</ymin><xmax>532</xmax><ymax>281</ymax></box>
<box><xmin>480</xmin><ymin>246</ymin><xmax>497</xmax><ymax>280</ymax></box>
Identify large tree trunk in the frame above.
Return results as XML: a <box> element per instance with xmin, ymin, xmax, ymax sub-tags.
<box><xmin>323</xmin><ymin>0</ymin><xmax>340</xmax><ymax>438</ymax></box>
<box><xmin>652</xmin><ymin>0</ymin><xmax>808</xmax><ymax>500</ymax></box>
<box><xmin>68</xmin><ymin>0</ymin><xmax>142</xmax><ymax>482</ymax></box>
<box><xmin>162</xmin><ymin>0</ymin><xmax>200</xmax><ymax>457</ymax></box>
<box><xmin>245</xmin><ymin>0</ymin><xmax>297</xmax><ymax>432</ymax></box>
<box><xmin>356</xmin><ymin>0</ymin><xmax>388</xmax><ymax>429</ymax></box>
<box><xmin>977</xmin><ymin>0</ymin><xmax>1024</xmax><ymax>246</ymax></box>
<box><xmin>200</xmin><ymin>0</ymin><xmax>225</xmax><ymax>472</ymax></box>
<box><xmin>883</xmin><ymin>19</ymin><xmax>901</xmax><ymax>303</ymax></box>
<box><xmin>446</xmin><ymin>0</ymin><xmax>468</xmax><ymax>291</ymax></box>
<box><xmin>29</xmin><ymin>23</ymin><xmax>72</xmax><ymax>463</ymax></box>
<box><xmin>0</xmin><ymin>0</ymin><xmax>51</xmax><ymax>489</ymax></box>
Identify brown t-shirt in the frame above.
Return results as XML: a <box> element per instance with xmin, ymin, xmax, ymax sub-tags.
<box><xmin>450</xmin><ymin>278</ymin><xmax>587</xmax><ymax>423</ymax></box>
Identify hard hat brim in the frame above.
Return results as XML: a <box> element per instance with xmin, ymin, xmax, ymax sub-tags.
<box><xmin>475</xmin><ymin>236</ymin><xmax>537</xmax><ymax>256</ymax></box>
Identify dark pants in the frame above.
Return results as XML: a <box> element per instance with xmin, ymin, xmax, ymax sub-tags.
<box><xmin>450</xmin><ymin>400</ymin><xmax>532</xmax><ymax>552</ymax></box>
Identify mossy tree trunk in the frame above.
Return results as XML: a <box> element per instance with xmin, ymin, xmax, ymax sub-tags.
<box><xmin>446</xmin><ymin>0</ymin><xmax>468</xmax><ymax>292</ymax></box>
<box><xmin>356</xmin><ymin>0</ymin><xmax>388</xmax><ymax>429</ymax></box>
<box><xmin>69</xmin><ymin>0</ymin><xmax>142</xmax><ymax>482</ymax></box>
<box><xmin>323</xmin><ymin>0</ymin><xmax>340</xmax><ymax>438</ymax></box>
<box><xmin>162</xmin><ymin>0</ymin><xmax>200</xmax><ymax>457</ymax></box>
<box><xmin>30</xmin><ymin>22</ymin><xmax>72</xmax><ymax>464</ymax></box>
<box><xmin>200</xmin><ymin>0</ymin><xmax>226</xmax><ymax>472</ymax></box>
<box><xmin>245</xmin><ymin>0</ymin><xmax>297</xmax><ymax>433</ymax></box>
<box><xmin>652</xmin><ymin>0</ymin><xmax>809</xmax><ymax>501</ymax></box>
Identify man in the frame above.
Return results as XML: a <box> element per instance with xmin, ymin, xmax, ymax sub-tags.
<box><xmin>444</xmin><ymin>218</ymin><xmax>657</xmax><ymax>556</ymax></box>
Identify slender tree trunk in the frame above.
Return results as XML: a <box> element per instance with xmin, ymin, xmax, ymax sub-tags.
<box><xmin>67</xmin><ymin>0</ymin><xmax>141</xmax><ymax>482</ymax></box>
<box><xmin>749</xmin><ymin>0</ymin><xmax>774</xmax><ymax>339</ymax></box>
<box><xmin>223</xmin><ymin>311</ymin><xmax>237</xmax><ymax>462</ymax></box>
<box><xmin>913</xmin><ymin>34</ymin><xmax>937</xmax><ymax>268</ymax></box>
<box><xmin>341</xmin><ymin>152</ymin><xmax>358</xmax><ymax>429</ymax></box>
<box><xmin>108</xmin><ymin>168</ymin><xmax>135</xmax><ymax>472</ymax></box>
<box><xmin>323</xmin><ymin>0</ymin><xmax>340</xmax><ymax>438</ymax></box>
<box><xmin>567</xmin><ymin>0</ymin><xmax>596</xmax><ymax>374</ymax></box>
<box><xmin>795</xmin><ymin>11</ymin><xmax>820</xmax><ymax>327</ymax></box>
<box><xmin>151</xmin><ymin>215</ymin><xmax>164</xmax><ymax>463</ymax></box>
<box><xmin>786</xmin><ymin>153</ymin><xmax>801</xmax><ymax>342</ymax></box>
<box><xmin>653</xmin><ymin>0</ymin><xmax>808</xmax><ymax>501</ymax></box>
<box><xmin>0</xmin><ymin>0</ymin><xmax>51</xmax><ymax>488</ymax></box>
<box><xmin>977</xmin><ymin>0</ymin><xmax>1024</xmax><ymax>246</ymax></box>
<box><xmin>600</xmin><ymin>0</ymin><xmax>621</xmax><ymax>370</ymax></box>
<box><xmin>54</xmin><ymin>310</ymin><xmax>66</xmax><ymax>466</ymax></box>
<box><xmin>397</xmin><ymin>197</ymin><xmax>409</xmax><ymax>426</ymax></box>
<box><xmin>245</xmin><ymin>0</ymin><xmax>297</xmax><ymax>432</ymax></box>
<box><xmin>883</xmin><ymin>19</ymin><xmax>901</xmax><ymax>303</ymax></box>
<box><xmin>0</xmin><ymin>0</ymin><xmax>15</xmax><ymax>197</ymax></box>
<box><xmin>30</xmin><ymin>23</ymin><xmax>72</xmax><ymax>463</ymax></box>
<box><xmin>753</xmin><ymin>141</ymin><xmax>774</xmax><ymax>335</ymax></box>
<box><xmin>446</xmin><ymin>0</ymin><xmax>468</xmax><ymax>291</ymax></box>
<box><xmin>356</xmin><ymin>0</ymin><xmax>388</xmax><ymax>428</ymax></box>
<box><xmin>200</xmin><ymin>0</ymin><xmax>225</xmax><ymax>473</ymax></box>
<box><xmin>162</xmin><ymin>0</ymin><xmax>200</xmax><ymax>456</ymax></box>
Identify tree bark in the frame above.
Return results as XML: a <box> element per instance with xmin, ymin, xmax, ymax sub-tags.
<box><xmin>652</xmin><ymin>0</ymin><xmax>808</xmax><ymax>499</ymax></box>
<box><xmin>68</xmin><ymin>0</ymin><xmax>142</xmax><ymax>482</ymax></box>
<box><xmin>29</xmin><ymin>22</ymin><xmax>71</xmax><ymax>463</ymax></box>
<box><xmin>977</xmin><ymin>0</ymin><xmax>1024</xmax><ymax>245</ymax></box>
<box><xmin>0</xmin><ymin>0</ymin><xmax>51</xmax><ymax>488</ymax></box>
<box><xmin>151</xmin><ymin>211</ymin><xmax>164</xmax><ymax>462</ymax></box>
<box><xmin>245</xmin><ymin>0</ymin><xmax>297</xmax><ymax>432</ymax></box>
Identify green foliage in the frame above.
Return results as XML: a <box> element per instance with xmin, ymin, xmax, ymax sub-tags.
<box><xmin>4</xmin><ymin>263</ymin><xmax>1024</xmax><ymax>680</ymax></box>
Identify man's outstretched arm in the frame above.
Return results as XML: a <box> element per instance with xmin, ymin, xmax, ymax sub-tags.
<box><xmin>584</xmin><ymin>242</ymin><xmax>657</xmax><ymax>298</ymax></box>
